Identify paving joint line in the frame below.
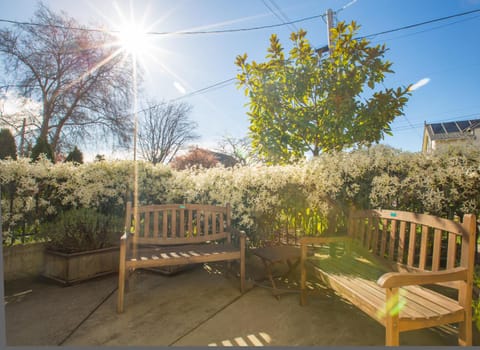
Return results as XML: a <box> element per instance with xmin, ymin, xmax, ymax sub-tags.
<box><xmin>168</xmin><ymin>284</ymin><xmax>256</xmax><ymax>346</ymax></box>
<box><xmin>58</xmin><ymin>285</ymin><xmax>118</xmax><ymax>346</ymax></box>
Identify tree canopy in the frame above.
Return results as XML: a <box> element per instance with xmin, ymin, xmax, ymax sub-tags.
<box><xmin>0</xmin><ymin>3</ymin><xmax>136</xmax><ymax>157</ymax></box>
<box><xmin>235</xmin><ymin>21</ymin><xmax>411</xmax><ymax>164</ymax></box>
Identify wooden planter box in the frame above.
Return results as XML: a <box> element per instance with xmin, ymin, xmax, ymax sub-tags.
<box><xmin>43</xmin><ymin>246</ymin><xmax>119</xmax><ymax>285</ymax></box>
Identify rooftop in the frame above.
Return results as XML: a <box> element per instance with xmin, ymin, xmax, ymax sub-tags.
<box><xmin>425</xmin><ymin>119</ymin><xmax>480</xmax><ymax>141</ymax></box>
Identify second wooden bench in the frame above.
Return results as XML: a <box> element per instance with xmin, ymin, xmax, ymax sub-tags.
<box><xmin>117</xmin><ymin>202</ymin><xmax>246</xmax><ymax>313</ymax></box>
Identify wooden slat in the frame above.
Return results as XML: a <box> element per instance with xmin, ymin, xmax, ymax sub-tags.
<box><xmin>432</xmin><ymin>229</ymin><xmax>442</xmax><ymax>271</ymax></box>
<box><xmin>153</xmin><ymin>211</ymin><xmax>159</xmax><ymax>238</ymax></box>
<box><xmin>219</xmin><ymin>211</ymin><xmax>224</xmax><ymax>235</ymax></box>
<box><xmin>380</xmin><ymin>219</ymin><xmax>388</xmax><ymax>258</ymax></box>
<box><xmin>388</xmin><ymin>219</ymin><xmax>397</xmax><ymax>261</ymax></box>
<box><xmin>419</xmin><ymin>225</ymin><xmax>429</xmax><ymax>270</ymax></box>
<box><xmin>365</xmin><ymin>217</ymin><xmax>372</xmax><ymax>250</ymax></box>
<box><xmin>171</xmin><ymin>210</ymin><xmax>177</xmax><ymax>238</ymax></box>
<box><xmin>447</xmin><ymin>232</ymin><xmax>457</xmax><ymax>269</ymax></box>
<box><xmin>397</xmin><ymin>221</ymin><xmax>406</xmax><ymax>264</ymax></box>
<box><xmin>212</xmin><ymin>212</ymin><xmax>218</xmax><ymax>235</ymax></box>
<box><xmin>188</xmin><ymin>209</ymin><xmax>193</xmax><ymax>237</ymax></box>
<box><xmin>372</xmin><ymin>217</ymin><xmax>380</xmax><ymax>255</ymax></box>
<box><xmin>144</xmin><ymin>212</ymin><xmax>150</xmax><ymax>238</ymax></box>
<box><xmin>179</xmin><ymin>209</ymin><xmax>185</xmax><ymax>237</ymax></box>
<box><xmin>162</xmin><ymin>210</ymin><xmax>168</xmax><ymax>238</ymax></box>
<box><xmin>407</xmin><ymin>223</ymin><xmax>417</xmax><ymax>267</ymax></box>
<box><xmin>203</xmin><ymin>211</ymin><xmax>210</xmax><ymax>236</ymax></box>
<box><xmin>359</xmin><ymin>218</ymin><xmax>366</xmax><ymax>246</ymax></box>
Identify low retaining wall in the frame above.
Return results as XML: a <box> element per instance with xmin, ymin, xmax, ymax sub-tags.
<box><xmin>3</xmin><ymin>243</ymin><xmax>47</xmax><ymax>281</ymax></box>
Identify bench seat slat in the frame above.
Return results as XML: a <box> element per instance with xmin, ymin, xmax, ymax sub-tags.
<box><xmin>308</xmin><ymin>249</ymin><xmax>464</xmax><ymax>327</ymax></box>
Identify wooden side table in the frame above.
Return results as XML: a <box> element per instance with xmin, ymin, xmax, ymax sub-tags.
<box><xmin>252</xmin><ymin>245</ymin><xmax>301</xmax><ymax>298</ymax></box>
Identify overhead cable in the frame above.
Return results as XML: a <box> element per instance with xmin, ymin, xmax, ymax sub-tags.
<box><xmin>0</xmin><ymin>13</ymin><xmax>325</xmax><ymax>36</ymax></box>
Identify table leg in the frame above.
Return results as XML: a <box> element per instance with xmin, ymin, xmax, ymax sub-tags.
<box><xmin>261</xmin><ymin>258</ymin><xmax>280</xmax><ymax>299</ymax></box>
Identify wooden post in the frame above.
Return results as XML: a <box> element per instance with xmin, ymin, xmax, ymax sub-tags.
<box><xmin>240</xmin><ymin>231</ymin><xmax>246</xmax><ymax>293</ymax></box>
<box><xmin>385</xmin><ymin>288</ymin><xmax>400</xmax><ymax>346</ymax></box>
<box><xmin>300</xmin><ymin>241</ymin><xmax>308</xmax><ymax>306</ymax></box>
<box><xmin>458</xmin><ymin>213</ymin><xmax>476</xmax><ymax>346</ymax></box>
<box><xmin>117</xmin><ymin>236</ymin><xmax>127</xmax><ymax>313</ymax></box>
<box><xmin>326</xmin><ymin>8</ymin><xmax>334</xmax><ymax>55</ymax></box>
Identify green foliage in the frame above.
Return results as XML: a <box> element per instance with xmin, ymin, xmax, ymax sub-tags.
<box><xmin>473</xmin><ymin>267</ymin><xmax>480</xmax><ymax>331</ymax></box>
<box><xmin>39</xmin><ymin>208</ymin><xmax>123</xmax><ymax>253</ymax></box>
<box><xmin>65</xmin><ymin>146</ymin><xmax>83</xmax><ymax>164</ymax></box>
<box><xmin>0</xmin><ymin>129</ymin><xmax>17</xmax><ymax>160</ymax></box>
<box><xmin>236</xmin><ymin>22</ymin><xmax>411</xmax><ymax>164</ymax></box>
<box><xmin>0</xmin><ymin>158</ymin><xmax>172</xmax><ymax>245</ymax></box>
<box><xmin>31</xmin><ymin>137</ymin><xmax>54</xmax><ymax>162</ymax></box>
<box><xmin>1</xmin><ymin>144</ymin><xmax>479</xmax><ymax>247</ymax></box>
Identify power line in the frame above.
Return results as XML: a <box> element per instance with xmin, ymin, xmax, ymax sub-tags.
<box><xmin>133</xmin><ymin>77</ymin><xmax>237</xmax><ymax>116</ymax></box>
<box><xmin>0</xmin><ymin>13</ymin><xmax>325</xmax><ymax>36</ymax></box>
<box><xmin>262</xmin><ymin>0</ymin><xmax>298</xmax><ymax>33</ymax></box>
<box><xmin>371</xmin><ymin>13</ymin><xmax>480</xmax><ymax>44</ymax></box>
<box><xmin>359</xmin><ymin>8</ymin><xmax>480</xmax><ymax>40</ymax></box>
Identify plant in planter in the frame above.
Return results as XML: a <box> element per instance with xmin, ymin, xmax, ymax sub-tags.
<box><xmin>39</xmin><ymin>208</ymin><xmax>123</xmax><ymax>285</ymax></box>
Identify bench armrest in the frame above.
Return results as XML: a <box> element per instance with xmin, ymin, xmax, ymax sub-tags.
<box><xmin>377</xmin><ymin>267</ymin><xmax>468</xmax><ymax>288</ymax></box>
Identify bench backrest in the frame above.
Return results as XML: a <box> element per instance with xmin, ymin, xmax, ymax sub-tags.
<box><xmin>125</xmin><ymin>202</ymin><xmax>232</xmax><ymax>245</ymax></box>
<box><xmin>348</xmin><ymin>209</ymin><xmax>476</xmax><ymax>288</ymax></box>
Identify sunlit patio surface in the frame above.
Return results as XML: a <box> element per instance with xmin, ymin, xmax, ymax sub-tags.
<box><xmin>4</xmin><ymin>255</ymin><xmax>472</xmax><ymax>347</ymax></box>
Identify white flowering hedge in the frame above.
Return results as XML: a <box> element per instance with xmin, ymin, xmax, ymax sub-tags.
<box><xmin>1</xmin><ymin>145</ymin><xmax>480</xmax><ymax>246</ymax></box>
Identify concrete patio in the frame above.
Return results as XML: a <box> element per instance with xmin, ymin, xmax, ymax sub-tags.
<box><xmin>4</xmin><ymin>255</ymin><xmax>475</xmax><ymax>347</ymax></box>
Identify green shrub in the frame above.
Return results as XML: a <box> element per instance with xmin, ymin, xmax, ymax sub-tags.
<box><xmin>31</xmin><ymin>137</ymin><xmax>54</xmax><ymax>162</ymax></box>
<box><xmin>39</xmin><ymin>208</ymin><xmax>123</xmax><ymax>253</ymax></box>
<box><xmin>0</xmin><ymin>128</ymin><xmax>17</xmax><ymax>160</ymax></box>
<box><xmin>65</xmin><ymin>146</ymin><xmax>83</xmax><ymax>164</ymax></box>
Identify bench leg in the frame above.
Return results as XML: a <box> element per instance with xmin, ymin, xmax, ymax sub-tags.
<box><xmin>117</xmin><ymin>262</ymin><xmax>126</xmax><ymax>314</ymax></box>
<box><xmin>385</xmin><ymin>321</ymin><xmax>399</xmax><ymax>346</ymax></box>
<box><xmin>385</xmin><ymin>288</ymin><xmax>399</xmax><ymax>346</ymax></box>
<box><xmin>240</xmin><ymin>234</ymin><xmax>246</xmax><ymax>293</ymax></box>
<box><xmin>458</xmin><ymin>282</ymin><xmax>473</xmax><ymax>346</ymax></box>
<box><xmin>240</xmin><ymin>257</ymin><xmax>245</xmax><ymax>293</ymax></box>
<box><xmin>458</xmin><ymin>320</ymin><xmax>472</xmax><ymax>346</ymax></box>
<box><xmin>300</xmin><ymin>244</ymin><xmax>307</xmax><ymax>306</ymax></box>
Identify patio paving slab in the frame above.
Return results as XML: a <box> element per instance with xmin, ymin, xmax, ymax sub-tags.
<box><xmin>5</xmin><ymin>274</ymin><xmax>117</xmax><ymax>346</ymax></box>
<box><xmin>4</xmin><ymin>257</ymin><xmax>479</xmax><ymax>347</ymax></box>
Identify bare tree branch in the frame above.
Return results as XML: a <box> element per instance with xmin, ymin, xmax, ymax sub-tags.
<box><xmin>0</xmin><ymin>3</ymin><xmax>137</xmax><ymax>156</ymax></box>
<box><xmin>138</xmin><ymin>100</ymin><xmax>199</xmax><ymax>165</ymax></box>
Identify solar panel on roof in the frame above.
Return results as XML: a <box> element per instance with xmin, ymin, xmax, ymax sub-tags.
<box><xmin>431</xmin><ymin>124</ymin><xmax>445</xmax><ymax>134</ymax></box>
<box><xmin>444</xmin><ymin>122</ymin><xmax>460</xmax><ymax>133</ymax></box>
<box><xmin>457</xmin><ymin>121</ymin><xmax>470</xmax><ymax>130</ymax></box>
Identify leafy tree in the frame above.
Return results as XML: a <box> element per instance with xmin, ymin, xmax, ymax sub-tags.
<box><xmin>138</xmin><ymin>100</ymin><xmax>199</xmax><ymax>165</ymax></box>
<box><xmin>31</xmin><ymin>136</ymin><xmax>54</xmax><ymax>162</ymax></box>
<box><xmin>0</xmin><ymin>3</ymin><xmax>136</xmax><ymax>157</ymax></box>
<box><xmin>65</xmin><ymin>146</ymin><xmax>83</xmax><ymax>164</ymax></box>
<box><xmin>235</xmin><ymin>22</ymin><xmax>411</xmax><ymax>164</ymax></box>
<box><xmin>171</xmin><ymin>147</ymin><xmax>219</xmax><ymax>170</ymax></box>
<box><xmin>0</xmin><ymin>128</ymin><xmax>17</xmax><ymax>160</ymax></box>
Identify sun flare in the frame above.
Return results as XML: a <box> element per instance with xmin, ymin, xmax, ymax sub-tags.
<box><xmin>115</xmin><ymin>21</ymin><xmax>149</xmax><ymax>58</ymax></box>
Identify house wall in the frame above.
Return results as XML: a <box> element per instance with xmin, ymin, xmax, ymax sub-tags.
<box><xmin>423</xmin><ymin>126</ymin><xmax>480</xmax><ymax>154</ymax></box>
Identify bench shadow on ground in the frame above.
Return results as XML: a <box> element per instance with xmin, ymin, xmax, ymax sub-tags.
<box><xmin>3</xmin><ymin>251</ymin><xmax>480</xmax><ymax>346</ymax></box>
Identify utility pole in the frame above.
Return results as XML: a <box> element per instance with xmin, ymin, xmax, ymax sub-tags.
<box><xmin>19</xmin><ymin>118</ymin><xmax>26</xmax><ymax>157</ymax></box>
<box><xmin>326</xmin><ymin>8</ymin><xmax>335</xmax><ymax>55</ymax></box>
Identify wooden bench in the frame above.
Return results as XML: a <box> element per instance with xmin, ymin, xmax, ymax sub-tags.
<box><xmin>117</xmin><ymin>202</ymin><xmax>246</xmax><ymax>313</ymax></box>
<box><xmin>299</xmin><ymin>209</ymin><xmax>477</xmax><ymax>346</ymax></box>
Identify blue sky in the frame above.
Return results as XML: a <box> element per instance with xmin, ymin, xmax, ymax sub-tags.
<box><xmin>1</xmin><ymin>0</ymin><xmax>480</xmax><ymax>158</ymax></box>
